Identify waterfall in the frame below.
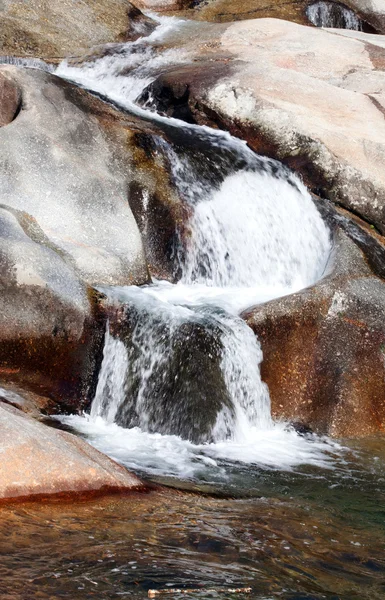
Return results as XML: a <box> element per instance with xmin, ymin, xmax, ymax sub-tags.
<box><xmin>54</xmin><ymin>16</ymin><xmax>336</xmax><ymax>473</ymax></box>
<box><xmin>306</xmin><ymin>1</ymin><xmax>363</xmax><ymax>30</ymax></box>
<box><xmin>85</xmin><ymin>135</ymin><xmax>330</xmax><ymax>443</ymax></box>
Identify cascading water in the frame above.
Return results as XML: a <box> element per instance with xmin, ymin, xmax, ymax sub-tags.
<box><xmin>306</xmin><ymin>1</ymin><xmax>363</xmax><ymax>30</ymax></box>
<box><xmin>56</xmin><ymin>16</ymin><xmax>342</xmax><ymax>481</ymax></box>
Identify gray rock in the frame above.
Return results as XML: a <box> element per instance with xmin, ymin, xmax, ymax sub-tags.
<box><xmin>137</xmin><ymin>18</ymin><xmax>385</xmax><ymax>234</ymax></box>
<box><xmin>0</xmin><ymin>66</ymin><xmax>148</xmax><ymax>287</ymax></box>
<box><xmin>0</xmin><ymin>0</ymin><xmax>157</xmax><ymax>59</ymax></box>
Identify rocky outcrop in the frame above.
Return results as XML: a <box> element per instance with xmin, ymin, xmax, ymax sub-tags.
<box><xmin>0</xmin><ymin>400</ymin><xmax>144</xmax><ymax>500</ymax></box>
<box><xmin>160</xmin><ymin>0</ymin><xmax>312</xmax><ymax>24</ymax></box>
<box><xmin>0</xmin><ymin>1</ymin><xmax>157</xmax><ymax>60</ymax></box>
<box><xmin>0</xmin><ymin>65</ymin><xmax>186</xmax><ymax>408</ymax></box>
<box><xmin>243</xmin><ymin>224</ymin><xmax>385</xmax><ymax>438</ymax></box>
<box><xmin>138</xmin><ymin>19</ymin><xmax>385</xmax><ymax>234</ymax></box>
<box><xmin>136</xmin><ymin>0</ymin><xmax>378</xmax><ymax>32</ymax></box>
<box><xmin>0</xmin><ymin>71</ymin><xmax>20</xmax><ymax>125</ymax></box>
<box><xmin>0</xmin><ymin>66</ymin><xmax>148</xmax><ymax>287</ymax></box>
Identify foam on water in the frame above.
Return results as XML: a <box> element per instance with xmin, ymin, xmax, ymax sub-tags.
<box><xmin>61</xmin><ymin>413</ymin><xmax>343</xmax><ymax>481</ymax></box>
<box><xmin>54</xmin><ymin>15</ymin><xmax>341</xmax><ymax>480</ymax></box>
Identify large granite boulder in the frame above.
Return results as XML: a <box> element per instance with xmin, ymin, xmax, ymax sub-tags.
<box><xmin>0</xmin><ymin>400</ymin><xmax>144</xmax><ymax>500</ymax></box>
<box><xmin>138</xmin><ymin>19</ymin><xmax>385</xmax><ymax>234</ymax></box>
<box><xmin>0</xmin><ymin>66</ymin><xmax>148</xmax><ymax>287</ymax></box>
<box><xmin>0</xmin><ymin>0</ymin><xmax>157</xmax><ymax>60</ymax></box>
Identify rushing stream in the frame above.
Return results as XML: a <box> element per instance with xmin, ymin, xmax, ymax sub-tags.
<box><xmin>4</xmin><ymin>14</ymin><xmax>385</xmax><ymax>600</ymax></box>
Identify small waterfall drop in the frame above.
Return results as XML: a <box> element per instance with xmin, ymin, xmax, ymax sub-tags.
<box><xmin>55</xmin><ymin>16</ymin><xmax>337</xmax><ymax>476</ymax></box>
<box><xmin>307</xmin><ymin>1</ymin><xmax>363</xmax><ymax>30</ymax></box>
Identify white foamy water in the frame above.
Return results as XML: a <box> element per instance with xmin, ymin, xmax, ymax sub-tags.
<box><xmin>61</xmin><ymin>413</ymin><xmax>344</xmax><ymax>480</ymax></box>
<box><xmin>54</xmin><ymin>14</ymin><xmax>340</xmax><ymax>480</ymax></box>
<box><xmin>307</xmin><ymin>1</ymin><xmax>363</xmax><ymax>30</ymax></box>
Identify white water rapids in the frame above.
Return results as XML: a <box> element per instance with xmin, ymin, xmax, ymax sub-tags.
<box><xmin>56</xmin><ymin>16</ymin><xmax>345</xmax><ymax>482</ymax></box>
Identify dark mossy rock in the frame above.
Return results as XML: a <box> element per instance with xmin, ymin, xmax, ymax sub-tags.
<box><xmin>106</xmin><ymin>300</ymin><xmax>235</xmax><ymax>443</ymax></box>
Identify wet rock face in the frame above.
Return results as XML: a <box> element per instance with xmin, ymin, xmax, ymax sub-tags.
<box><xmin>344</xmin><ymin>0</ymin><xmax>385</xmax><ymax>33</ymax></box>
<box><xmin>0</xmin><ymin>0</ymin><xmax>157</xmax><ymax>59</ymax></box>
<box><xmin>306</xmin><ymin>1</ymin><xmax>364</xmax><ymax>30</ymax></box>
<box><xmin>0</xmin><ymin>401</ymin><xmax>144</xmax><ymax>501</ymax></box>
<box><xmin>0</xmin><ymin>205</ymin><xmax>101</xmax><ymax>408</ymax></box>
<box><xmin>111</xmin><ymin>304</ymin><xmax>234</xmax><ymax>444</ymax></box>
<box><xmin>137</xmin><ymin>0</ymin><xmax>311</xmax><ymax>24</ymax></box>
<box><xmin>0</xmin><ymin>72</ymin><xmax>20</xmax><ymax>126</ymax></box>
<box><xmin>140</xmin><ymin>18</ymin><xmax>385</xmax><ymax>234</ymax></box>
<box><xmin>243</xmin><ymin>229</ymin><xmax>385</xmax><ymax>437</ymax></box>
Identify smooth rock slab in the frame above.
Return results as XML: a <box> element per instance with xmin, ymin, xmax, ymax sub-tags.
<box><xmin>0</xmin><ymin>402</ymin><xmax>144</xmax><ymax>500</ymax></box>
<box><xmin>0</xmin><ymin>66</ymin><xmax>148</xmax><ymax>287</ymax></box>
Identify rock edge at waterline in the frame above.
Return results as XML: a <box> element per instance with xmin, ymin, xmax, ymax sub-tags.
<box><xmin>0</xmin><ymin>400</ymin><xmax>145</xmax><ymax>501</ymax></box>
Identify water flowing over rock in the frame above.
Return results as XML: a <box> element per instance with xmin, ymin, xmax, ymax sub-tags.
<box><xmin>65</xmin><ymin>22</ymin><xmax>331</xmax><ymax>444</ymax></box>
<box><xmin>58</xmin><ymin>14</ymin><xmax>385</xmax><ymax>445</ymax></box>
<box><xmin>0</xmin><ymin>1</ymin><xmax>157</xmax><ymax>59</ymax></box>
<box><xmin>244</xmin><ymin>226</ymin><xmax>385</xmax><ymax>437</ymax></box>
<box><xmin>136</xmin><ymin>18</ymin><xmax>385</xmax><ymax>234</ymax></box>
<box><xmin>0</xmin><ymin>62</ymin><xmax>195</xmax><ymax>407</ymax></box>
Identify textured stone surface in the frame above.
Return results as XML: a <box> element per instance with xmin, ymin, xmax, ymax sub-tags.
<box><xmin>0</xmin><ymin>71</ymin><xmax>20</xmax><ymax>126</ymax></box>
<box><xmin>243</xmin><ymin>229</ymin><xmax>385</xmax><ymax>437</ymax></box>
<box><xmin>0</xmin><ymin>401</ymin><xmax>144</xmax><ymax>500</ymax></box>
<box><xmin>162</xmin><ymin>0</ymin><xmax>310</xmax><ymax>24</ymax></box>
<box><xmin>0</xmin><ymin>66</ymin><xmax>148</xmax><ymax>287</ymax></box>
<box><xmin>0</xmin><ymin>0</ymin><xmax>156</xmax><ymax>59</ymax></box>
<box><xmin>139</xmin><ymin>19</ymin><xmax>385</xmax><ymax>234</ymax></box>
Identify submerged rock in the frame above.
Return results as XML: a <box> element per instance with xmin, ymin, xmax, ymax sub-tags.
<box><xmin>0</xmin><ymin>0</ymin><xmax>157</xmax><ymax>60</ymax></box>
<box><xmin>0</xmin><ymin>401</ymin><xmax>144</xmax><ymax>501</ymax></box>
<box><xmin>243</xmin><ymin>228</ymin><xmax>385</xmax><ymax>437</ymax></box>
<box><xmin>139</xmin><ymin>18</ymin><xmax>385</xmax><ymax>234</ymax></box>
